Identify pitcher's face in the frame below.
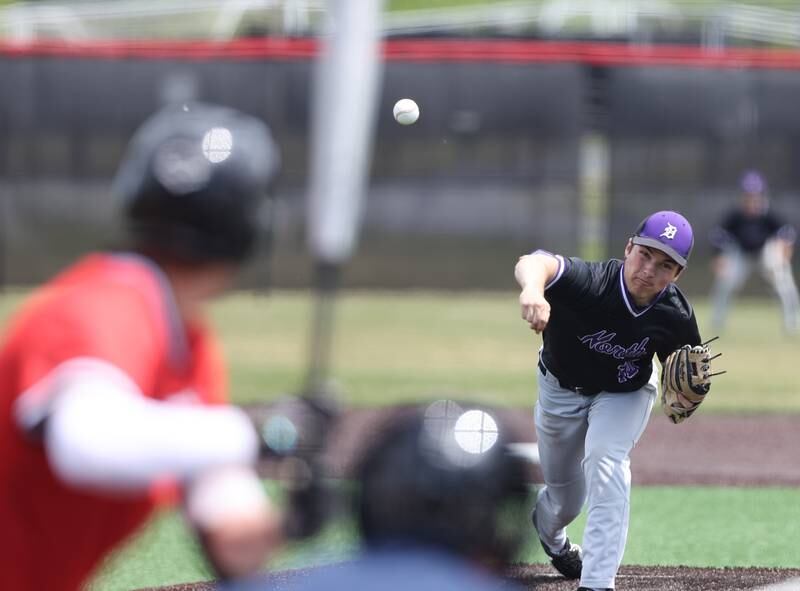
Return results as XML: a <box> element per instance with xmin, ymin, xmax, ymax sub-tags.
<box><xmin>623</xmin><ymin>242</ymin><xmax>681</xmax><ymax>305</ymax></box>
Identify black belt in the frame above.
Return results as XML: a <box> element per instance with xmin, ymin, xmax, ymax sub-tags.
<box><xmin>538</xmin><ymin>360</ymin><xmax>601</xmax><ymax>396</ymax></box>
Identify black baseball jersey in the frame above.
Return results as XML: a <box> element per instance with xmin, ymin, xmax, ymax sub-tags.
<box><xmin>539</xmin><ymin>255</ymin><xmax>701</xmax><ymax>394</ymax></box>
<box><xmin>710</xmin><ymin>210</ymin><xmax>795</xmax><ymax>254</ymax></box>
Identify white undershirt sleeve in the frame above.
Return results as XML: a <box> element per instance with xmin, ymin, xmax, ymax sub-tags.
<box><xmin>17</xmin><ymin>358</ymin><xmax>259</xmax><ymax>492</ymax></box>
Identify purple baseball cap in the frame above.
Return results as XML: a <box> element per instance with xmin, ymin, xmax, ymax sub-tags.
<box><xmin>740</xmin><ymin>170</ymin><xmax>766</xmax><ymax>194</ymax></box>
<box><xmin>631</xmin><ymin>210</ymin><xmax>694</xmax><ymax>267</ymax></box>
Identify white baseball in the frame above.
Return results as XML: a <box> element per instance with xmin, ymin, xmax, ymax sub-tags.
<box><xmin>393</xmin><ymin>98</ymin><xmax>419</xmax><ymax>125</ymax></box>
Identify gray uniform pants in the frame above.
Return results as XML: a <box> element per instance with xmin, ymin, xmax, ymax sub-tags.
<box><xmin>711</xmin><ymin>245</ymin><xmax>800</xmax><ymax>333</ymax></box>
<box><xmin>533</xmin><ymin>361</ymin><xmax>657</xmax><ymax>590</ymax></box>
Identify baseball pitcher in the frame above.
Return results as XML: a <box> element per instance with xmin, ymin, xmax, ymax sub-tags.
<box><xmin>515</xmin><ymin>211</ymin><xmax>722</xmax><ymax>591</ymax></box>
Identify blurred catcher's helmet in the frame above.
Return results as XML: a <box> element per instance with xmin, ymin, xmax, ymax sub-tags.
<box><xmin>355</xmin><ymin>404</ymin><xmax>533</xmax><ymax>566</ymax></box>
<box><xmin>113</xmin><ymin>102</ymin><xmax>280</xmax><ymax>263</ymax></box>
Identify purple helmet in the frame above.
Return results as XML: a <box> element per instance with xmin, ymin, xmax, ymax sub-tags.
<box><xmin>631</xmin><ymin>210</ymin><xmax>694</xmax><ymax>267</ymax></box>
<box><xmin>740</xmin><ymin>170</ymin><xmax>767</xmax><ymax>194</ymax></box>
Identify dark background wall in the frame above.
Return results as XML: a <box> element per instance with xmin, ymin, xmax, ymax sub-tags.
<box><xmin>1</xmin><ymin>40</ymin><xmax>799</xmax><ymax>293</ymax></box>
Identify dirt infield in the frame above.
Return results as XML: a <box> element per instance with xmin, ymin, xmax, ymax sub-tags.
<box><xmin>507</xmin><ymin>564</ymin><xmax>800</xmax><ymax>590</ymax></box>
<box><xmin>319</xmin><ymin>407</ymin><xmax>800</xmax><ymax>486</ymax></box>
<box><xmin>142</xmin><ymin>407</ymin><xmax>800</xmax><ymax>591</ymax></box>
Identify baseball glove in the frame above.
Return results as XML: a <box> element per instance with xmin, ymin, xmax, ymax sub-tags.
<box><xmin>661</xmin><ymin>341</ymin><xmax>722</xmax><ymax>424</ymax></box>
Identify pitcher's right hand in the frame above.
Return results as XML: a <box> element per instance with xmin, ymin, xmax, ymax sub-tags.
<box><xmin>520</xmin><ymin>288</ymin><xmax>550</xmax><ymax>334</ymax></box>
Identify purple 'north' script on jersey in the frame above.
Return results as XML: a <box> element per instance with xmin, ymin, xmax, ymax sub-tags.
<box><xmin>578</xmin><ymin>330</ymin><xmax>650</xmax><ymax>384</ymax></box>
<box><xmin>578</xmin><ymin>330</ymin><xmax>649</xmax><ymax>360</ymax></box>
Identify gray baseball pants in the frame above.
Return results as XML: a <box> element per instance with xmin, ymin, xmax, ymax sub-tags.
<box><xmin>533</xmin><ymin>360</ymin><xmax>657</xmax><ymax>590</ymax></box>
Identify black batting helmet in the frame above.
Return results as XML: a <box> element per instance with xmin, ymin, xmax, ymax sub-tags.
<box><xmin>354</xmin><ymin>404</ymin><xmax>533</xmax><ymax>567</ymax></box>
<box><xmin>113</xmin><ymin>102</ymin><xmax>280</xmax><ymax>264</ymax></box>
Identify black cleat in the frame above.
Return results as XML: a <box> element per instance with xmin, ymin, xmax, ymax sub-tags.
<box><xmin>532</xmin><ymin>508</ymin><xmax>583</xmax><ymax>580</ymax></box>
<box><xmin>544</xmin><ymin>538</ymin><xmax>583</xmax><ymax>580</ymax></box>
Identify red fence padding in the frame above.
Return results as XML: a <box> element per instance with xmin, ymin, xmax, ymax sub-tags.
<box><xmin>3</xmin><ymin>37</ymin><xmax>800</xmax><ymax>69</ymax></box>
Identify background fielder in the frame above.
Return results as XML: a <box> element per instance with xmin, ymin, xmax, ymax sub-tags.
<box><xmin>515</xmin><ymin>211</ymin><xmax>716</xmax><ymax>591</ymax></box>
<box><xmin>709</xmin><ymin>170</ymin><xmax>800</xmax><ymax>335</ymax></box>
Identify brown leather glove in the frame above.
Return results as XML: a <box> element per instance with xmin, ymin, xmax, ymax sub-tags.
<box><xmin>661</xmin><ymin>343</ymin><xmax>720</xmax><ymax>424</ymax></box>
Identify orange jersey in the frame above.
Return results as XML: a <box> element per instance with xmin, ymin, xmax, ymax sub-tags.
<box><xmin>0</xmin><ymin>253</ymin><xmax>228</xmax><ymax>591</ymax></box>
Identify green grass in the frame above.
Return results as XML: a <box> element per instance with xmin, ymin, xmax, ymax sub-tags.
<box><xmin>556</xmin><ymin>486</ymin><xmax>800</xmax><ymax>568</ymax></box>
<box><xmin>624</xmin><ymin>487</ymin><xmax>800</xmax><ymax>567</ymax></box>
<box><xmin>524</xmin><ymin>487</ymin><xmax>800</xmax><ymax>568</ymax></box>
<box><xmin>213</xmin><ymin>290</ymin><xmax>798</xmax><ymax>413</ymax></box>
<box><xmin>88</xmin><ymin>485</ymin><xmax>800</xmax><ymax>590</ymax></box>
<box><xmin>0</xmin><ymin>290</ymin><xmax>797</xmax><ymax>412</ymax></box>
